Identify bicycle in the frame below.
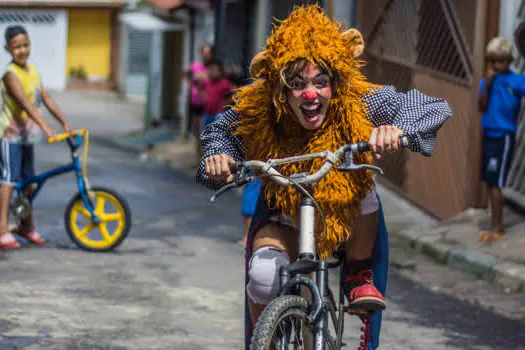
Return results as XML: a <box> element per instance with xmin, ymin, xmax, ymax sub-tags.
<box><xmin>211</xmin><ymin>138</ymin><xmax>407</xmax><ymax>350</ymax></box>
<box><xmin>10</xmin><ymin>129</ymin><xmax>132</xmax><ymax>252</ymax></box>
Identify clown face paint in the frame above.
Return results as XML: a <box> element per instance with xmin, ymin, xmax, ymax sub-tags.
<box><xmin>286</xmin><ymin>63</ymin><xmax>332</xmax><ymax>130</ymax></box>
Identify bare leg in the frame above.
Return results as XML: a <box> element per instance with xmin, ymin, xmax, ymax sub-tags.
<box><xmin>490</xmin><ymin>186</ymin><xmax>504</xmax><ymax>233</ymax></box>
<box><xmin>344</xmin><ymin>211</ymin><xmax>379</xmax><ymax>261</ymax></box>
<box><xmin>18</xmin><ymin>184</ymin><xmax>36</xmax><ymax>232</ymax></box>
<box><xmin>240</xmin><ymin>216</ymin><xmax>252</xmax><ymax>244</ymax></box>
<box><xmin>0</xmin><ymin>184</ymin><xmax>14</xmax><ymax>234</ymax></box>
<box><xmin>247</xmin><ymin>223</ymin><xmax>298</xmax><ymax>327</ymax></box>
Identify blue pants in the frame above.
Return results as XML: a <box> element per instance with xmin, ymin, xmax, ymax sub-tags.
<box><xmin>241</xmin><ymin>178</ymin><xmax>261</xmax><ymax>217</ymax></box>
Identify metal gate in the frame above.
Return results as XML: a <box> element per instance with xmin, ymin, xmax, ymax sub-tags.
<box><xmin>503</xmin><ymin>1</ymin><xmax>525</xmax><ymax>208</ymax></box>
<box><xmin>356</xmin><ymin>0</ymin><xmax>494</xmax><ymax>219</ymax></box>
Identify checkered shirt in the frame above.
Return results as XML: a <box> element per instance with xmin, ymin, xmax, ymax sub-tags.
<box><xmin>196</xmin><ymin>85</ymin><xmax>452</xmax><ymax>190</ymax></box>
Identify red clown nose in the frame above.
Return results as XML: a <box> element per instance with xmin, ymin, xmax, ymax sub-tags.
<box><xmin>303</xmin><ymin>91</ymin><xmax>317</xmax><ymax>100</ymax></box>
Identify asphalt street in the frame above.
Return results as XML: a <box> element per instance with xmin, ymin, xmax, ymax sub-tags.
<box><xmin>0</xmin><ymin>142</ymin><xmax>524</xmax><ymax>350</ymax></box>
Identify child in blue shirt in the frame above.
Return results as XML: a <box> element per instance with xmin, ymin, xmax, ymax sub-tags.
<box><xmin>478</xmin><ymin>37</ymin><xmax>525</xmax><ymax>242</ymax></box>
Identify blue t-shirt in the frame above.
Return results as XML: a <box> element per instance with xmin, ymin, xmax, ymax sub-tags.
<box><xmin>479</xmin><ymin>71</ymin><xmax>525</xmax><ymax>137</ymax></box>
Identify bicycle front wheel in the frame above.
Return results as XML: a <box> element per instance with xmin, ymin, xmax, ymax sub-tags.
<box><xmin>65</xmin><ymin>186</ymin><xmax>131</xmax><ymax>252</ymax></box>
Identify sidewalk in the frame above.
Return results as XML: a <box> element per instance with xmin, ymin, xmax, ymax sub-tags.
<box><xmin>45</xmin><ymin>89</ymin><xmax>179</xmax><ymax>154</ymax></box>
<box><xmin>46</xmin><ymin>89</ymin><xmax>525</xmax><ymax>295</ymax></box>
<box><xmin>393</xmin><ymin>204</ymin><xmax>525</xmax><ymax>294</ymax></box>
<box><xmin>46</xmin><ymin>89</ymin><xmax>144</xmax><ymax>137</ymax></box>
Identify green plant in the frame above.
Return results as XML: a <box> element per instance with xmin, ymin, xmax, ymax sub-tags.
<box><xmin>69</xmin><ymin>66</ymin><xmax>79</xmax><ymax>77</ymax></box>
<box><xmin>76</xmin><ymin>65</ymin><xmax>87</xmax><ymax>80</ymax></box>
<box><xmin>69</xmin><ymin>65</ymin><xmax>88</xmax><ymax>80</ymax></box>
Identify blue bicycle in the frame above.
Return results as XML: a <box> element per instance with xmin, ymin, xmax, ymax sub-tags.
<box><xmin>11</xmin><ymin>129</ymin><xmax>132</xmax><ymax>251</ymax></box>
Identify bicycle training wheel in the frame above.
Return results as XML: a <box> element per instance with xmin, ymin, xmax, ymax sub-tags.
<box><xmin>65</xmin><ymin>186</ymin><xmax>131</xmax><ymax>252</ymax></box>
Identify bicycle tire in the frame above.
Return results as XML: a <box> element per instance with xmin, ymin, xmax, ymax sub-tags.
<box><xmin>251</xmin><ymin>295</ymin><xmax>338</xmax><ymax>350</ymax></box>
<box><xmin>64</xmin><ymin>186</ymin><xmax>131</xmax><ymax>252</ymax></box>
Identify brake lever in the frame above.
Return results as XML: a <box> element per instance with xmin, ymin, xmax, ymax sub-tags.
<box><xmin>210</xmin><ymin>176</ymin><xmax>253</xmax><ymax>203</ymax></box>
<box><xmin>210</xmin><ymin>183</ymin><xmax>237</xmax><ymax>203</ymax></box>
<box><xmin>337</xmin><ymin>162</ymin><xmax>383</xmax><ymax>175</ymax></box>
<box><xmin>337</xmin><ymin>150</ymin><xmax>384</xmax><ymax>175</ymax></box>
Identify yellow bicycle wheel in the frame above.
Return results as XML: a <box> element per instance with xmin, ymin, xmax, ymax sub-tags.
<box><xmin>65</xmin><ymin>186</ymin><xmax>131</xmax><ymax>251</ymax></box>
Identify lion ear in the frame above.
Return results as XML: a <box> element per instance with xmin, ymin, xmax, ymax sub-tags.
<box><xmin>342</xmin><ymin>28</ymin><xmax>364</xmax><ymax>58</ymax></box>
<box><xmin>250</xmin><ymin>50</ymin><xmax>268</xmax><ymax>79</ymax></box>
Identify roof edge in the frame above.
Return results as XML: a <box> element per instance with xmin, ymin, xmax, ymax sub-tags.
<box><xmin>0</xmin><ymin>1</ymin><xmax>126</xmax><ymax>9</ymax></box>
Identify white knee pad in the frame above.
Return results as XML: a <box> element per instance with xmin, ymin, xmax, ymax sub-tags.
<box><xmin>247</xmin><ymin>247</ymin><xmax>290</xmax><ymax>305</ymax></box>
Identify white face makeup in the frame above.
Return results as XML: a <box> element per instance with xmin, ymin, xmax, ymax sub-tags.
<box><xmin>286</xmin><ymin>63</ymin><xmax>333</xmax><ymax>130</ymax></box>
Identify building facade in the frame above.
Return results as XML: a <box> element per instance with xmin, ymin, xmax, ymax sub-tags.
<box><xmin>0</xmin><ymin>0</ymin><xmax>124</xmax><ymax>90</ymax></box>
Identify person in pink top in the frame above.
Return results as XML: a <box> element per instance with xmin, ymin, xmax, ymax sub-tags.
<box><xmin>184</xmin><ymin>44</ymin><xmax>215</xmax><ymax>157</ymax></box>
<box><xmin>201</xmin><ymin>60</ymin><xmax>236</xmax><ymax>129</ymax></box>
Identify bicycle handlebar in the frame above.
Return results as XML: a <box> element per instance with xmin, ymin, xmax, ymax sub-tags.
<box><xmin>48</xmin><ymin>129</ymin><xmax>87</xmax><ymax>144</ymax></box>
<box><xmin>210</xmin><ymin>136</ymin><xmax>409</xmax><ymax>202</ymax></box>
<box><xmin>238</xmin><ymin>142</ymin><xmax>372</xmax><ymax>187</ymax></box>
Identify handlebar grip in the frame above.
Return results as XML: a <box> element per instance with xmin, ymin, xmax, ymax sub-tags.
<box><xmin>355</xmin><ymin>142</ymin><xmax>370</xmax><ymax>153</ymax></box>
<box><xmin>48</xmin><ymin>129</ymin><xmax>86</xmax><ymax>144</ymax></box>
<box><xmin>48</xmin><ymin>133</ymin><xmax>71</xmax><ymax>144</ymax></box>
<box><xmin>229</xmin><ymin>162</ymin><xmax>239</xmax><ymax>174</ymax></box>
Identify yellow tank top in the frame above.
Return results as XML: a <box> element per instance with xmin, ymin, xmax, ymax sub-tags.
<box><xmin>0</xmin><ymin>63</ymin><xmax>42</xmax><ymax>143</ymax></box>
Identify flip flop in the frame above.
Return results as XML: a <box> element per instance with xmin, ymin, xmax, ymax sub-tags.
<box><xmin>478</xmin><ymin>231</ymin><xmax>491</xmax><ymax>242</ymax></box>
<box><xmin>15</xmin><ymin>229</ymin><xmax>45</xmax><ymax>245</ymax></box>
<box><xmin>0</xmin><ymin>232</ymin><xmax>20</xmax><ymax>249</ymax></box>
<box><xmin>483</xmin><ymin>232</ymin><xmax>505</xmax><ymax>243</ymax></box>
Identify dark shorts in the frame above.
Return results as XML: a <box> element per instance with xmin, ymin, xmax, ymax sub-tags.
<box><xmin>481</xmin><ymin>133</ymin><xmax>515</xmax><ymax>188</ymax></box>
<box><xmin>190</xmin><ymin>104</ymin><xmax>204</xmax><ymax>118</ymax></box>
<box><xmin>0</xmin><ymin>140</ymin><xmax>35</xmax><ymax>185</ymax></box>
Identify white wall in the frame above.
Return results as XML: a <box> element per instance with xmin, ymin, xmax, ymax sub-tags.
<box><xmin>499</xmin><ymin>0</ymin><xmax>522</xmax><ymax>42</ymax></box>
<box><xmin>0</xmin><ymin>9</ymin><xmax>68</xmax><ymax>91</ymax></box>
<box><xmin>332</xmin><ymin>0</ymin><xmax>356</xmax><ymax>28</ymax></box>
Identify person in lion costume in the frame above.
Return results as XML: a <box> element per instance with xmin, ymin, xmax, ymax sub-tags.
<box><xmin>197</xmin><ymin>5</ymin><xmax>451</xmax><ymax>349</ymax></box>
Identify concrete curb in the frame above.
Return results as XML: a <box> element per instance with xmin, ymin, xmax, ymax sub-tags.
<box><xmin>396</xmin><ymin>230</ymin><xmax>525</xmax><ymax>294</ymax></box>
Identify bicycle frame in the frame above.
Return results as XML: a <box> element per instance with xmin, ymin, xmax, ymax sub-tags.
<box><xmin>278</xmin><ymin>193</ymin><xmax>346</xmax><ymax>350</ymax></box>
<box><xmin>14</xmin><ymin>134</ymin><xmax>101</xmax><ymax>224</ymax></box>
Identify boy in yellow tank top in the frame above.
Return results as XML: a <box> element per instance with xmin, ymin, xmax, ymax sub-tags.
<box><xmin>0</xmin><ymin>25</ymin><xmax>72</xmax><ymax>249</ymax></box>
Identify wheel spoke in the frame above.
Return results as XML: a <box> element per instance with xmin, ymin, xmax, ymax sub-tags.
<box><xmin>277</xmin><ymin>322</ymin><xmax>286</xmax><ymax>347</ymax></box>
<box><xmin>100</xmin><ymin>223</ymin><xmax>112</xmax><ymax>241</ymax></box>
<box><xmin>102</xmin><ymin>213</ymin><xmax>122</xmax><ymax>222</ymax></box>
<box><xmin>75</xmin><ymin>204</ymin><xmax>91</xmax><ymax>218</ymax></box>
<box><xmin>95</xmin><ymin>197</ymin><xmax>106</xmax><ymax>215</ymax></box>
<box><xmin>77</xmin><ymin>223</ymin><xmax>94</xmax><ymax>238</ymax></box>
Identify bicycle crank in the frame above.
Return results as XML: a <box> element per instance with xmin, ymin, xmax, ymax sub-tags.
<box><xmin>10</xmin><ymin>196</ymin><xmax>32</xmax><ymax>219</ymax></box>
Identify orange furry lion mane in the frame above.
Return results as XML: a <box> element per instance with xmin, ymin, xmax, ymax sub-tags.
<box><xmin>232</xmin><ymin>5</ymin><xmax>378</xmax><ymax>259</ymax></box>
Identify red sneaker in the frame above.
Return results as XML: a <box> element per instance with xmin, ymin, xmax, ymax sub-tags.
<box><xmin>343</xmin><ymin>269</ymin><xmax>386</xmax><ymax>312</ymax></box>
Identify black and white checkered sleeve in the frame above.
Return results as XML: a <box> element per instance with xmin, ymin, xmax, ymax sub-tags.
<box><xmin>364</xmin><ymin>86</ymin><xmax>452</xmax><ymax>156</ymax></box>
<box><xmin>195</xmin><ymin>108</ymin><xmax>245</xmax><ymax>190</ymax></box>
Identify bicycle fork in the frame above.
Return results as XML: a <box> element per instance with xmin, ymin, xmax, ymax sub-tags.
<box><xmin>278</xmin><ymin>196</ymin><xmax>331</xmax><ymax>350</ymax></box>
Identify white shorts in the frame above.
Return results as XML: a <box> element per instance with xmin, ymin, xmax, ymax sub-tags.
<box><xmin>269</xmin><ymin>185</ymin><xmax>379</xmax><ymax>227</ymax></box>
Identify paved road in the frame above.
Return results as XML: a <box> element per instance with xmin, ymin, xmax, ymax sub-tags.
<box><xmin>0</xmin><ymin>142</ymin><xmax>524</xmax><ymax>349</ymax></box>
